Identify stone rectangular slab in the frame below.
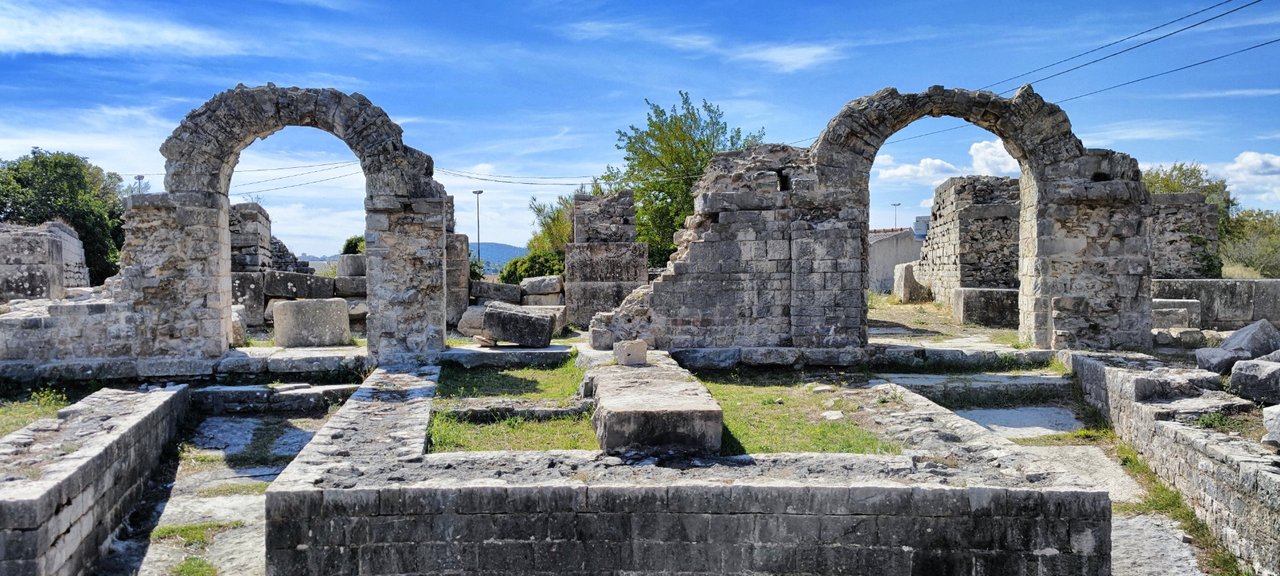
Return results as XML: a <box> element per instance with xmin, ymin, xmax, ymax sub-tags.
<box><xmin>440</xmin><ymin>344</ymin><xmax>573</xmax><ymax>369</ymax></box>
<box><xmin>584</xmin><ymin>352</ymin><xmax>722</xmax><ymax>454</ymax></box>
<box><xmin>470</xmin><ymin>281</ymin><xmax>521</xmax><ymax>304</ymax></box>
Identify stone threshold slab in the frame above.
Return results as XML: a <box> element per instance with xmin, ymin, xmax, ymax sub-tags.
<box><xmin>582</xmin><ymin>351</ymin><xmax>722</xmax><ymax>454</ymax></box>
<box><xmin>439</xmin><ymin>344</ymin><xmax>573</xmax><ymax>369</ymax></box>
<box><xmin>190</xmin><ymin>383</ymin><xmax>359</xmax><ymax>414</ymax></box>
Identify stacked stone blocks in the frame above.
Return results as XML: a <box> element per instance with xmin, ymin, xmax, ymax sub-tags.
<box><xmin>0</xmin><ymin>222</ymin><xmax>90</xmax><ymax>302</ymax></box>
<box><xmin>1149</xmin><ymin>192</ymin><xmax>1220</xmax><ymax>279</ymax></box>
<box><xmin>915</xmin><ymin>176</ymin><xmax>1020</xmax><ymax>311</ymax></box>
<box><xmin>565</xmin><ymin>191</ymin><xmax>648</xmax><ymax>326</ymax></box>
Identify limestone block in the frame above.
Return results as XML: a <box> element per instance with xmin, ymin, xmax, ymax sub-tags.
<box><xmin>564</xmin><ymin>243</ymin><xmax>648</xmax><ymax>283</ymax></box>
<box><xmin>520</xmin><ymin>275</ymin><xmax>563</xmax><ymax>295</ymax></box>
<box><xmin>482</xmin><ymin>302</ymin><xmax>554</xmax><ymax>348</ymax></box>
<box><xmin>1219</xmin><ymin>319</ymin><xmax>1280</xmax><ymax>358</ymax></box>
<box><xmin>273</xmin><ymin>298</ymin><xmax>351</xmax><ymax>348</ymax></box>
<box><xmin>264</xmin><ymin>298</ymin><xmax>286</xmax><ymax>322</ymax></box>
<box><xmin>264</xmin><ymin>270</ymin><xmax>334</xmax><ymax>299</ymax></box>
<box><xmin>565</xmin><ymin>281</ymin><xmax>645</xmax><ymax>327</ymax></box>
<box><xmin>230</xmin><ymin>304</ymin><xmax>248</xmax><ymax>347</ymax></box>
<box><xmin>336</xmin><ymin>254</ymin><xmax>366</xmax><ymax>277</ymax></box>
<box><xmin>232</xmin><ymin>272</ymin><xmax>264</xmax><ymax>326</ymax></box>
<box><xmin>1263</xmin><ymin>404</ymin><xmax>1279</xmax><ymax>448</ymax></box>
<box><xmin>346</xmin><ymin>298</ymin><xmax>368</xmax><ymax>321</ymax></box>
<box><xmin>470</xmin><ymin>281</ymin><xmax>522</xmax><ymax>304</ymax></box>
<box><xmin>892</xmin><ymin>262</ymin><xmax>930</xmax><ymax>303</ymax></box>
<box><xmin>522</xmin><ymin>293</ymin><xmax>563</xmax><ymax>306</ymax></box>
<box><xmin>523</xmin><ymin>305</ymin><xmax>568</xmax><ymax>335</ymax></box>
<box><xmin>1195</xmin><ymin>347</ymin><xmax>1251</xmax><ymax>374</ymax></box>
<box><xmin>613</xmin><ymin>340</ymin><xmax>647</xmax><ymax>366</ymax></box>
<box><xmin>457</xmin><ymin>305</ymin><xmax>486</xmax><ymax>337</ymax></box>
<box><xmin>589</xmin><ymin>354</ymin><xmax>722</xmax><ymax>454</ymax></box>
<box><xmin>952</xmin><ymin>288</ymin><xmax>1018</xmax><ymax>328</ymax></box>
<box><xmin>333</xmin><ymin>276</ymin><xmax>366</xmax><ymax>297</ymax></box>
<box><xmin>1152</xmin><ymin>298</ymin><xmax>1201</xmax><ymax>329</ymax></box>
<box><xmin>590</xmin><ymin>327</ymin><xmax>614</xmax><ymax>350</ymax></box>
<box><xmin>1228</xmin><ymin>360</ymin><xmax>1280</xmax><ymax>404</ymax></box>
<box><xmin>669</xmin><ymin>347</ymin><xmax>742</xmax><ymax>370</ymax></box>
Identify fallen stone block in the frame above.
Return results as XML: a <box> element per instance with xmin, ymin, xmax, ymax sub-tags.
<box><xmin>587</xmin><ymin>353</ymin><xmax>722</xmax><ymax>454</ymax></box>
<box><xmin>590</xmin><ymin>326</ymin><xmax>614</xmax><ymax>350</ymax></box>
<box><xmin>457</xmin><ymin>305</ymin><xmax>486</xmax><ymax>337</ymax></box>
<box><xmin>522</xmin><ymin>305</ymin><xmax>567</xmax><ymax>335</ymax></box>
<box><xmin>336</xmin><ymin>253</ymin><xmax>366</xmax><ymax>277</ymax></box>
<box><xmin>613</xmin><ymin>339</ymin><xmax>647</xmax><ymax>366</ymax></box>
<box><xmin>482</xmin><ymin>302</ymin><xmax>553</xmax><ymax>348</ymax></box>
<box><xmin>522</xmin><ymin>293</ymin><xmax>563</xmax><ymax>306</ymax></box>
<box><xmin>893</xmin><ymin>262</ymin><xmax>930</xmax><ymax>304</ymax></box>
<box><xmin>1228</xmin><ymin>360</ymin><xmax>1280</xmax><ymax>404</ymax></box>
<box><xmin>1195</xmin><ymin>347</ymin><xmax>1251</xmax><ymax>374</ymax></box>
<box><xmin>1220</xmin><ymin>318</ymin><xmax>1280</xmax><ymax>358</ymax></box>
<box><xmin>1264</xmin><ymin>405</ymin><xmax>1279</xmax><ymax>448</ymax></box>
<box><xmin>264</xmin><ymin>270</ymin><xmax>334</xmax><ymax>299</ymax></box>
<box><xmin>520</xmin><ymin>275</ymin><xmax>562</xmax><ymax>295</ymax></box>
<box><xmin>333</xmin><ymin>276</ymin><xmax>366</xmax><ymax>297</ymax></box>
<box><xmin>273</xmin><ymin>298</ymin><xmax>351</xmax><ymax>348</ymax></box>
<box><xmin>470</xmin><ymin>281</ymin><xmax>522</xmax><ymax>304</ymax></box>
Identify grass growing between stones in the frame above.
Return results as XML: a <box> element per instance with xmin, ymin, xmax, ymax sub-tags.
<box><xmin>1113</xmin><ymin>444</ymin><xmax>1253</xmax><ymax>576</ymax></box>
<box><xmin>699</xmin><ymin>369</ymin><xmax>899</xmax><ymax>456</ymax></box>
<box><xmin>151</xmin><ymin>521</ymin><xmax>244</xmax><ymax>548</ymax></box>
<box><xmin>195</xmin><ymin>481</ymin><xmax>270</xmax><ymax>497</ymax></box>
<box><xmin>427</xmin><ymin>412</ymin><xmax>597</xmax><ymax>452</ymax></box>
<box><xmin>0</xmin><ymin>388</ymin><xmax>69</xmax><ymax>437</ymax></box>
<box><xmin>1193</xmin><ymin>410</ymin><xmax>1265</xmax><ymax>441</ymax></box>
<box><xmin>170</xmin><ymin>557</ymin><xmax>218</xmax><ymax>576</ymax></box>
<box><xmin>437</xmin><ymin>358</ymin><xmax>584</xmax><ymax>400</ymax></box>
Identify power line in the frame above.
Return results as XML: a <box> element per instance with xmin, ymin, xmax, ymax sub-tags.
<box><xmin>979</xmin><ymin>0</ymin><xmax>1240</xmax><ymax>91</ymax></box>
<box><xmin>441</xmin><ymin>167</ymin><xmax>595</xmax><ymax>180</ymax></box>
<box><xmin>1057</xmin><ymin>36</ymin><xmax>1280</xmax><ymax>103</ymax></box>
<box><xmin>230</xmin><ymin>162</ymin><xmax>356</xmax><ymax>187</ymax></box>
<box><xmin>233</xmin><ymin>170</ymin><xmax>363</xmax><ymax>196</ymax></box>
<box><xmin>434</xmin><ymin>168</ymin><xmax>587</xmax><ymax>187</ymax></box>
<box><xmin>123</xmin><ymin>160</ymin><xmax>357</xmax><ymax>177</ymax></box>
<box><xmin>1002</xmin><ymin>0</ymin><xmax>1263</xmax><ymax>95</ymax></box>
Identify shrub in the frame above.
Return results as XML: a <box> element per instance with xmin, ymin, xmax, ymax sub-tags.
<box><xmin>498</xmin><ymin>251</ymin><xmax>564</xmax><ymax>285</ymax></box>
<box><xmin>340</xmin><ymin>235</ymin><xmax>365</xmax><ymax>255</ymax></box>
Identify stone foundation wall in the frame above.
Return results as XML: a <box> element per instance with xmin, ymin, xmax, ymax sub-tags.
<box><xmin>270</xmin><ymin>235</ymin><xmax>313</xmax><ymax>274</ymax></box>
<box><xmin>229</xmin><ymin>202</ymin><xmax>273</xmax><ymax>272</ymax></box>
<box><xmin>1148</xmin><ymin>193</ymin><xmax>1219</xmax><ymax>279</ymax></box>
<box><xmin>45</xmin><ymin>222</ymin><xmax>88</xmax><ymax>289</ymax></box>
<box><xmin>0</xmin><ymin>222</ymin><xmax>88</xmax><ymax>300</ymax></box>
<box><xmin>1152</xmin><ymin>279</ymin><xmax>1280</xmax><ymax>330</ymax></box>
<box><xmin>1067</xmin><ymin>352</ymin><xmax>1280</xmax><ymax>575</ymax></box>
<box><xmin>565</xmin><ymin>190</ymin><xmax>647</xmax><ymax>327</ymax></box>
<box><xmin>0</xmin><ymin>385</ymin><xmax>189</xmax><ymax>576</ymax></box>
<box><xmin>915</xmin><ymin>176</ymin><xmax>1019</xmax><ymax>308</ymax></box>
<box><xmin>446</xmin><ymin>233</ymin><xmax>469</xmax><ymax>327</ymax></box>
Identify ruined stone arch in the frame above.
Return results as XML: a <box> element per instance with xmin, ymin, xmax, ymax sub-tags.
<box><xmin>119</xmin><ymin>85</ymin><xmax>451</xmax><ymax>367</ymax></box>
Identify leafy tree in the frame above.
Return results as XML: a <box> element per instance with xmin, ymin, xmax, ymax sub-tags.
<box><xmin>469</xmin><ymin>256</ymin><xmax>485</xmax><ymax>282</ymax></box>
<box><xmin>526</xmin><ymin>194</ymin><xmax>575</xmax><ymax>256</ymax></box>
<box><xmin>614</xmin><ymin>92</ymin><xmax>764</xmax><ymax>265</ymax></box>
<box><xmin>1223</xmin><ymin>209</ymin><xmax>1280</xmax><ymax>278</ymax></box>
<box><xmin>498</xmin><ymin>250</ymin><xmax>563</xmax><ymax>285</ymax></box>
<box><xmin>0</xmin><ymin>148</ymin><xmax>125</xmax><ymax>284</ymax></box>
<box><xmin>1142</xmin><ymin>162</ymin><xmax>1237</xmax><ymax>239</ymax></box>
<box><xmin>340</xmin><ymin>234</ymin><xmax>365</xmax><ymax>255</ymax></box>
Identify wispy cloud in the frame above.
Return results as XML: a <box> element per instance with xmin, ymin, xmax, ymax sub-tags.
<box><xmin>563</xmin><ymin>20</ymin><xmax>845</xmax><ymax>73</ymax></box>
<box><xmin>1162</xmin><ymin>89</ymin><xmax>1280</xmax><ymax>99</ymax></box>
<box><xmin>0</xmin><ymin>0</ymin><xmax>244</xmax><ymax>57</ymax></box>
<box><xmin>1079</xmin><ymin>120</ymin><xmax>1211</xmax><ymax>147</ymax></box>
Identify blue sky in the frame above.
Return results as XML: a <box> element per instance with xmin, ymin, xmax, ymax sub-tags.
<box><xmin>1</xmin><ymin>0</ymin><xmax>1278</xmax><ymax>256</ymax></box>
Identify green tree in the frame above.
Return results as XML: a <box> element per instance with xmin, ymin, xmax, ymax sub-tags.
<box><xmin>1142</xmin><ymin>162</ymin><xmax>1237</xmax><ymax>239</ymax></box>
<box><xmin>526</xmin><ymin>194</ymin><xmax>575</xmax><ymax>256</ymax></box>
<box><xmin>615</xmin><ymin>92</ymin><xmax>764</xmax><ymax>265</ymax></box>
<box><xmin>340</xmin><ymin>234</ymin><xmax>365</xmax><ymax>255</ymax></box>
<box><xmin>0</xmin><ymin>148</ymin><xmax>125</xmax><ymax>284</ymax></box>
<box><xmin>498</xmin><ymin>251</ymin><xmax>564</xmax><ymax>285</ymax></box>
<box><xmin>1223</xmin><ymin>209</ymin><xmax>1280</xmax><ymax>278</ymax></box>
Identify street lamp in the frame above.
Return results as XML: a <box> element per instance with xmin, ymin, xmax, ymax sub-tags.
<box><xmin>472</xmin><ymin>190</ymin><xmax>484</xmax><ymax>269</ymax></box>
<box><xmin>134</xmin><ymin>174</ymin><xmax>145</xmax><ymax>195</ymax></box>
<box><xmin>891</xmin><ymin>202</ymin><xmax>901</xmax><ymax>228</ymax></box>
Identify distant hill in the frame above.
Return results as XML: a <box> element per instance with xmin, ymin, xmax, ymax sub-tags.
<box><xmin>470</xmin><ymin>242</ymin><xmax>527</xmax><ymax>272</ymax></box>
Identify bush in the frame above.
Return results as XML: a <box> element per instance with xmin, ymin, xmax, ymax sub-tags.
<box><xmin>340</xmin><ymin>234</ymin><xmax>365</xmax><ymax>255</ymax></box>
<box><xmin>498</xmin><ymin>251</ymin><xmax>564</xmax><ymax>285</ymax></box>
<box><xmin>469</xmin><ymin>257</ymin><xmax>485</xmax><ymax>282</ymax></box>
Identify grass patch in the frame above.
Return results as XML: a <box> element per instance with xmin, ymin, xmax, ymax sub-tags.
<box><xmin>1221</xmin><ymin>260</ymin><xmax>1263</xmax><ymax>279</ymax></box>
<box><xmin>1193</xmin><ymin>410</ymin><xmax>1264</xmax><ymax>440</ymax></box>
<box><xmin>350</xmin><ymin>336</ymin><xmax>368</xmax><ymax>347</ymax></box>
<box><xmin>0</xmin><ymin>388</ymin><xmax>69</xmax><ymax>437</ymax></box>
<box><xmin>988</xmin><ymin>331</ymin><xmax>1030</xmax><ymax>350</ymax></box>
<box><xmin>245</xmin><ymin>338</ymin><xmax>274</xmax><ymax>347</ymax></box>
<box><xmin>866</xmin><ymin>290</ymin><xmax>898</xmax><ymax>310</ymax></box>
<box><xmin>178</xmin><ymin>417</ymin><xmax>295</xmax><ymax>468</ymax></box>
<box><xmin>437</xmin><ymin>358</ymin><xmax>584</xmax><ymax>401</ymax></box>
<box><xmin>699</xmin><ymin>371</ymin><xmax>899</xmax><ymax>456</ymax></box>
<box><xmin>428</xmin><ymin>412</ymin><xmax>597</xmax><ymax>452</ymax></box>
<box><xmin>1011</xmin><ymin>427</ymin><xmax>1115</xmax><ymax>446</ymax></box>
<box><xmin>195</xmin><ymin>481</ymin><xmax>270</xmax><ymax>497</ymax></box>
<box><xmin>1113</xmin><ymin>444</ymin><xmax>1252</xmax><ymax>576</ymax></box>
<box><xmin>151</xmin><ymin>521</ymin><xmax>244</xmax><ymax>548</ymax></box>
<box><xmin>171</xmin><ymin>556</ymin><xmax>218</xmax><ymax>576</ymax></box>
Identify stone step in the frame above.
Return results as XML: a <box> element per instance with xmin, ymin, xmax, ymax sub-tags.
<box><xmin>582</xmin><ymin>351</ymin><xmax>722</xmax><ymax>454</ymax></box>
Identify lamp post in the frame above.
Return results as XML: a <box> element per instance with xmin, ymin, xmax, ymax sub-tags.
<box><xmin>134</xmin><ymin>174</ymin><xmax>145</xmax><ymax>195</ymax></box>
<box><xmin>472</xmin><ymin>190</ymin><xmax>484</xmax><ymax>270</ymax></box>
<box><xmin>891</xmin><ymin>202</ymin><xmax>901</xmax><ymax>228</ymax></box>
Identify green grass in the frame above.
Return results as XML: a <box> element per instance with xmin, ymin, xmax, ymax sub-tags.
<box><xmin>699</xmin><ymin>370</ymin><xmax>899</xmax><ymax>456</ymax></box>
<box><xmin>195</xmin><ymin>482</ymin><xmax>270</xmax><ymax>497</ymax></box>
<box><xmin>351</xmin><ymin>336</ymin><xmax>367</xmax><ymax>347</ymax></box>
<box><xmin>1113</xmin><ymin>444</ymin><xmax>1253</xmax><ymax>576</ymax></box>
<box><xmin>1221</xmin><ymin>260</ymin><xmax>1263</xmax><ymax>279</ymax></box>
<box><xmin>866</xmin><ymin>290</ymin><xmax>898</xmax><ymax>310</ymax></box>
<box><xmin>445</xmin><ymin>335</ymin><xmax>474</xmax><ymax>348</ymax></box>
<box><xmin>179</xmin><ymin>417</ymin><xmax>294</xmax><ymax>468</ymax></box>
<box><xmin>245</xmin><ymin>338</ymin><xmax>274</xmax><ymax>347</ymax></box>
<box><xmin>0</xmin><ymin>389</ymin><xmax>69</xmax><ymax>437</ymax></box>
<box><xmin>988</xmin><ymin>331</ymin><xmax>1030</xmax><ymax>350</ymax></box>
<box><xmin>437</xmin><ymin>358</ymin><xmax>584</xmax><ymax>400</ymax></box>
<box><xmin>428</xmin><ymin>412</ymin><xmax>597</xmax><ymax>452</ymax></box>
<box><xmin>1011</xmin><ymin>427</ymin><xmax>1115</xmax><ymax>446</ymax></box>
<box><xmin>171</xmin><ymin>556</ymin><xmax>218</xmax><ymax>576</ymax></box>
<box><xmin>151</xmin><ymin>521</ymin><xmax>244</xmax><ymax>548</ymax></box>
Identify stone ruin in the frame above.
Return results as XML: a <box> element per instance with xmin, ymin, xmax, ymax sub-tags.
<box><xmin>563</xmin><ymin>190</ymin><xmax>649</xmax><ymax>326</ymax></box>
<box><xmin>0</xmin><ymin>221</ymin><xmax>89</xmax><ymax>301</ymax></box>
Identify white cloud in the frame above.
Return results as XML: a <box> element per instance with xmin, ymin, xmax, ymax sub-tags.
<box><xmin>1214</xmin><ymin>151</ymin><xmax>1280</xmax><ymax>205</ymax></box>
<box><xmin>1164</xmin><ymin>88</ymin><xmax>1280</xmax><ymax>99</ymax></box>
<box><xmin>1079</xmin><ymin>120</ymin><xmax>1209</xmax><ymax>147</ymax></box>
<box><xmin>0</xmin><ymin>0</ymin><xmax>244</xmax><ymax>57</ymax></box>
<box><xmin>875</xmin><ymin>157</ymin><xmax>962</xmax><ymax>185</ymax></box>
<box><xmin>730</xmin><ymin>44</ymin><xmax>844</xmax><ymax>73</ymax></box>
<box><xmin>918</xmin><ymin>197</ymin><xmax>934</xmax><ymax>208</ymax></box>
<box><xmin>563</xmin><ymin>20</ymin><xmax>842</xmax><ymax>73</ymax></box>
<box><xmin>969</xmin><ymin>140</ymin><xmax>1019</xmax><ymax>175</ymax></box>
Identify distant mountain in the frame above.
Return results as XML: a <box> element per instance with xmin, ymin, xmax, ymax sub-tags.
<box><xmin>470</xmin><ymin>242</ymin><xmax>527</xmax><ymax>272</ymax></box>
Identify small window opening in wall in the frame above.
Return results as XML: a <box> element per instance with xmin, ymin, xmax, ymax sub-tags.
<box><xmin>1091</xmin><ymin>172</ymin><xmax>1112</xmax><ymax>182</ymax></box>
<box><xmin>775</xmin><ymin>169</ymin><xmax>792</xmax><ymax>191</ymax></box>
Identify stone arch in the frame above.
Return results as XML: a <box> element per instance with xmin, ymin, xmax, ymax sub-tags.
<box><xmin>809</xmin><ymin>85</ymin><xmax>1151</xmax><ymax>349</ymax></box>
<box><xmin>626</xmin><ymin>85</ymin><xmax>1151</xmax><ymax>363</ymax></box>
<box><xmin>119</xmin><ymin>85</ymin><xmax>450</xmax><ymax>367</ymax></box>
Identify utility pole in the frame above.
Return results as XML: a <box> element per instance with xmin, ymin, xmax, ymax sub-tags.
<box><xmin>134</xmin><ymin>174</ymin><xmax>145</xmax><ymax>195</ymax></box>
<box><xmin>891</xmin><ymin>202</ymin><xmax>901</xmax><ymax>228</ymax></box>
<box><xmin>472</xmin><ymin>190</ymin><xmax>484</xmax><ymax>270</ymax></box>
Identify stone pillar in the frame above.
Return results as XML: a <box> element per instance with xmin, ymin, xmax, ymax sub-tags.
<box><xmin>119</xmin><ymin>192</ymin><xmax>232</xmax><ymax>359</ymax></box>
<box><xmin>446</xmin><ymin>233</ymin><xmax>470</xmax><ymax>327</ymax></box>
<box><xmin>229</xmin><ymin>202</ymin><xmax>273</xmax><ymax>272</ymax></box>
<box><xmin>564</xmin><ymin>191</ymin><xmax>648</xmax><ymax>327</ymax></box>
<box><xmin>366</xmin><ymin>194</ymin><xmax>452</xmax><ymax>365</ymax></box>
<box><xmin>0</xmin><ymin>223</ymin><xmax>66</xmax><ymax>301</ymax></box>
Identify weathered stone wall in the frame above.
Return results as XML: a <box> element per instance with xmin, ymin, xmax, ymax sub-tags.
<box><xmin>1148</xmin><ymin>193</ymin><xmax>1220</xmax><ymax>279</ymax></box>
<box><xmin>1153</xmin><ymin>279</ymin><xmax>1280</xmax><ymax>329</ymax></box>
<box><xmin>446</xmin><ymin>233</ymin><xmax>469</xmax><ymax>327</ymax></box>
<box><xmin>0</xmin><ymin>223</ymin><xmax>66</xmax><ymax>302</ymax></box>
<box><xmin>915</xmin><ymin>176</ymin><xmax>1019</xmax><ymax>308</ymax></box>
<box><xmin>1067</xmin><ymin>352</ymin><xmax>1280</xmax><ymax>575</ymax></box>
<box><xmin>0</xmin><ymin>385</ymin><xmax>188</xmax><ymax>576</ymax></box>
<box><xmin>565</xmin><ymin>190</ymin><xmax>647</xmax><ymax>326</ymax></box>
<box><xmin>270</xmin><ymin>235</ymin><xmax>312</xmax><ymax>274</ymax></box>
<box><xmin>229</xmin><ymin>202</ymin><xmax>273</xmax><ymax>272</ymax></box>
<box><xmin>45</xmin><ymin>222</ymin><xmax>88</xmax><ymax>289</ymax></box>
